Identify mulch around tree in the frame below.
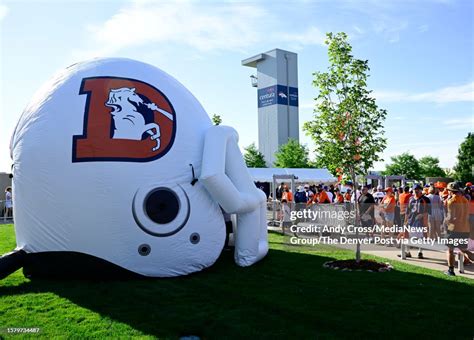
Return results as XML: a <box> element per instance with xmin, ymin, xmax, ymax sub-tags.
<box><xmin>323</xmin><ymin>259</ymin><xmax>393</xmax><ymax>272</ymax></box>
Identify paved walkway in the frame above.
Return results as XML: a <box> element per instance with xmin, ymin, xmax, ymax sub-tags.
<box><xmin>269</xmin><ymin>226</ymin><xmax>474</xmax><ymax>279</ymax></box>
<box><xmin>350</xmin><ymin>243</ymin><xmax>474</xmax><ymax>279</ymax></box>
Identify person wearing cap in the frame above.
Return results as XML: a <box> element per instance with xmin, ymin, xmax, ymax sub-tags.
<box><xmin>303</xmin><ymin>184</ymin><xmax>313</xmax><ymax>201</ymax></box>
<box><xmin>398</xmin><ymin>186</ymin><xmax>412</xmax><ymax>227</ymax></box>
<box><xmin>439</xmin><ymin>184</ymin><xmax>449</xmax><ymax>200</ymax></box>
<box><xmin>329</xmin><ymin>184</ymin><xmax>336</xmax><ymax>198</ymax></box>
<box><xmin>359</xmin><ymin>185</ymin><xmax>376</xmax><ymax>239</ymax></box>
<box><xmin>276</xmin><ymin>182</ymin><xmax>286</xmax><ymax>201</ymax></box>
<box><xmin>373</xmin><ymin>185</ymin><xmax>385</xmax><ymax>204</ymax></box>
<box><xmin>461</xmin><ymin>185</ymin><xmax>474</xmax><ymax>265</ymax></box>
<box><xmin>468</xmin><ymin>185</ymin><xmax>474</xmax><ymax>233</ymax></box>
<box><xmin>396</xmin><ymin>186</ymin><xmax>403</xmax><ymax>200</ymax></box>
<box><xmin>427</xmin><ymin>186</ymin><xmax>444</xmax><ymax>239</ymax></box>
<box><xmin>394</xmin><ymin>187</ymin><xmax>403</xmax><ymax>229</ymax></box>
<box><xmin>438</xmin><ymin>186</ymin><xmax>452</xmax><ymax>234</ymax></box>
<box><xmin>294</xmin><ymin>185</ymin><xmax>307</xmax><ymax>204</ymax></box>
<box><xmin>344</xmin><ymin>189</ymin><xmax>352</xmax><ymax>202</ymax></box>
<box><xmin>279</xmin><ymin>199</ymin><xmax>292</xmax><ymax>234</ymax></box>
<box><xmin>444</xmin><ymin>182</ymin><xmax>473</xmax><ymax>276</ymax></box>
<box><xmin>380</xmin><ymin>187</ymin><xmax>396</xmax><ymax>241</ymax></box>
<box><xmin>401</xmin><ymin>184</ymin><xmax>428</xmax><ymax>259</ymax></box>
<box><xmin>4</xmin><ymin>186</ymin><xmax>12</xmax><ymax>221</ymax></box>
<box><xmin>334</xmin><ymin>188</ymin><xmax>344</xmax><ymax>204</ymax></box>
<box><xmin>312</xmin><ymin>185</ymin><xmax>330</xmax><ymax>204</ymax></box>
<box><xmin>324</xmin><ymin>185</ymin><xmax>334</xmax><ymax>203</ymax></box>
<box><xmin>281</xmin><ymin>186</ymin><xmax>293</xmax><ymax>203</ymax></box>
<box><xmin>346</xmin><ymin>181</ymin><xmax>361</xmax><ymax>203</ymax></box>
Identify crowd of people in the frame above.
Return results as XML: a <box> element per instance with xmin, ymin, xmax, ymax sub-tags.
<box><xmin>274</xmin><ymin>180</ymin><xmax>474</xmax><ymax>276</ymax></box>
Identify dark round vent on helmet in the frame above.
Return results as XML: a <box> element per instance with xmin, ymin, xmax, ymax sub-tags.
<box><xmin>145</xmin><ymin>188</ymin><xmax>179</xmax><ymax>224</ymax></box>
<box><xmin>138</xmin><ymin>244</ymin><xmax>151</xmax><ymax>256</ymax></box>
<box><xmin>190</xmin><ymin>233</ymin><xmax>200</xmax><ymax>244</ymax></box>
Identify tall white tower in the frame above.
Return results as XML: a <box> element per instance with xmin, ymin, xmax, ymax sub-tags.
<box><xmin>242</xmin><ymin>49</ymin><xmax>299</xmax><ymax>167</ymax></box>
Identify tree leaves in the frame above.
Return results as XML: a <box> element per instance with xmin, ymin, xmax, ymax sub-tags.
<box><xmin>383</xmin><ymin>152</ymin><xmax>422</xmax><ymax>180</ymax></box>
<box><xmin>211</xmin><ymin>114</ymin><xmax>222</xmax><ymax>126</ymax></box>
<box><xmin>303</xmin><ymin>32</ymin><xmax>387</xmax><ymax>178</ymax></box>
<box><xmin>274</xmin><ymin>139</ymin><xmax>311</xmax><ymax>168</ymax></box>
<box><xmin>243</xmin><ymin>143</ymin><xmax>267</xmax><ymax>168</ymax></box>
<box><xmin>453</xmin><ymin>132</ymin><xmax>474</xmax><ymax>183</ymax></box>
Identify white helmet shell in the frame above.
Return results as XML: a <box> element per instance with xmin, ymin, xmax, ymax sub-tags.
<box><xmin>10</xmin><ymin>58</ymin><xmax>225</xmax><ymax>277</ymax></box>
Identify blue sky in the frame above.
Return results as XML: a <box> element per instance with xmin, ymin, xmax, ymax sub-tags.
<box><xmin>0</xmin><ymin>0</ymin><xmax>472</xmax><ymax>172</ymax></box>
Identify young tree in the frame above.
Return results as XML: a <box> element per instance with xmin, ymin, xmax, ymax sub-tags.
<box><xmin>419</xmin><ymin>156</ymin><xmax>446</xmax><ymax>179</ymax></box>
<box><xmin>453</xmin><ymin>132</ymin><xmax>474</xmax><ymax>183</ymax></box>
<box><xmin>303</xmin><ymin>32</ymin><xmax>387</xmax><ymax>262</ymax></box>
<box><xmin>444</xmin><ymin>168</ymin><xmax>456</xmax><ymax>179</ymax></box>
<box><xmin>211</xmin><ymin>114</ymin><xmax>222</xmax><ymax>126</ymax></box>
<box><xmin>243</xmin><ymin>143</ymin><xmax>267</xmax><ymax>168</ymax></box>
<box><xmin>273</xmin><ymin>139</ymin><xmax>310</xmax><ymax>168</ymax></box>
<box><xmin>383</xmin><ymin>152</ymin><xmax>422</xmax><ymax>180</ymax></box>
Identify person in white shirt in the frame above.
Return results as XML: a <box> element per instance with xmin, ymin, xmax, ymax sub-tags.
<box><xmin>350</xmin><ymin>188</ymin><xmax>361</xmax><ymax>203</ymax></box>
<box><xmin>345</xmin><ymin>182</ymin><xmax>361</xmax><ymax>203</ymax></box>
<box><xmin>373</xmin><ymin>185</ymin><xmax>385</xmax><ymax>204</ymax></box>
<box><xmin>324</xmin><ymin>185</ymin><xmax>334</xmax><ymax>202</ymax></box>
<box><xmin>4</xmin><ymin>187</ymin><xmax>12</xmax><ymax>221</ymax></box>
<box><xmin>280</xmin><ymin>199</ymin><xmax>292</xmax><ymax>234</ymax></box>
<box><xmin>303</xmin><ymin>184</ymin><xmax>314</xmax><ymax>201</ymax></box>
<box><xmin>426</xmin><ymin>186</ymin><xmax>444</xmax><ymax>239</ymax></box>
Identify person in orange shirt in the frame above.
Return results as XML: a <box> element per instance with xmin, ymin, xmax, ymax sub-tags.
<box><xmin>439</xmin><ymin>184</ymin><xmax>449</xmax><ymax>204</ymax></box>
<box><xmin>423</xmin><ymin>186</ymin><xmax>430</xmax><ymax>196</ymax></box>
<box><xmin>281</xmin><ymin>186</ymin><xmax>293</xmax><ymax>203</ymax></box>
<box><xmin>462</xmin><ymin>185</ymin><xmax>473</xmax><ymax>265</ymax></box>
<box><xmin>334</xmin><ymin>188</ymin><xmax>344</xmax><ymax>204</ymax></box>
<box><xmin>308</xmin><ymin>185</ymin><xmax>330</xmax><ymax>205</ymax></box>
<box><xmin>317</xmin><ymin>185</ymin><xmax>330</xmax><ymax>204</ymax></box>
<box><xmin>344</xmin><ymin>189</ymin><xmax>352</xmax><ymax>202</ymax></box>
<box><xmin>380</xmin><ymin>187</ymin><xmax>396</xmax><ymax>239</ymax></box>
<box><xmin>444</xmin><ymin>182</ymin><xmax>473</xmax><ymax>276</ymax></box>
<box><xmin>398</xmin><ymin>186</ymin><xmax>412</xmax><ymax>227</ymax></box>
<box><xmin>469</xmin><ymin>192</ymin><xmax>474</xmax><ymax>239</ymax></box>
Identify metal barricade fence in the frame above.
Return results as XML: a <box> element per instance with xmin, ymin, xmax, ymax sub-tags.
<box><xmin>266</xmin><ymin>199</ymin><xmax>354</xmax><ymax>228</ymax></box>
<box><xmin>0</xmin><ymin>200</ymin><xmax>13</xmax><ymax>221</ymax></box>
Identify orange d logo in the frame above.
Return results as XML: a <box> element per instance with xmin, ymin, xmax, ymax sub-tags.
<box><xmin>72</xmin><ymin>77</ymin><xmax>176</xmax><ymax>162</ymax></box>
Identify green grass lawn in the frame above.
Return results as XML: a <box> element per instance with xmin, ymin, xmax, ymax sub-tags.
<box><xmin>0</xmin><ymin>223</ymin><xmax>473</xmax><ymax>339</ymax></box>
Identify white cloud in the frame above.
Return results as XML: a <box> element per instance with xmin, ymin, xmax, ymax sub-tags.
<box><xmin>80</xmin><ymin>0</ymin><xmax>268</xmax><ymax>58</ymax></box>
<box><xmin>372</xmin><ymin>19</ymin><xmax>408</xmax><ymax>43</ymax></box>
<box><xmin>300</xmin><ymin>101</ymin><xmax>316</xmax><ymax>110</ymax></box>
<box><xmin>0</xmin><ymin>3</ymin><xmax>8</xmax><ymax>22</ymax></box>
<box><xmin>78</xmin><ymin>1</ymin><xmax>330</xmax><ymax>59</ymax></box>
<box><xmin>278</xmin><ymin>26</ymin><xmax>326</xmax><ymax>49</ymax></box>
<box><xmin>373</xmin><ymin>82</ymin><xmax>474</xmax><ymax>103</ymax></box>
<box><xmin>418</xmin><ymin>24</ymin><xmax>429</xmax><ymax>33</ymax></box>
<box><xmin>443</xmin><ymin>117</ymin><xmax>474</xmax><ymax>130</ymax></box>
<box><xmin>353</xmin><ymin>25</ymin><xmax>364</xmax><ymax>35</ymax></box>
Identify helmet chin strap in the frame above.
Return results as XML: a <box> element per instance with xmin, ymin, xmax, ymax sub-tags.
<box><xmin>189</xmin><ymin>164</ymin><xmax>198</xmax><ymax>186</ymax></box>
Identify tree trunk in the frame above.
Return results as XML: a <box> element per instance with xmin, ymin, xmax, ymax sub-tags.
<box><xmin>350</xmin><ymin>169</ymin><xmax>361</xmax><ymax>263</ymax></box>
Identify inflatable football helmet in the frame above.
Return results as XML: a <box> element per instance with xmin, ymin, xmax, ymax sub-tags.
<box><xmin>0</xmin><ymin>58</ymin><xmax>268</xmax><ymax>279</ymax></box>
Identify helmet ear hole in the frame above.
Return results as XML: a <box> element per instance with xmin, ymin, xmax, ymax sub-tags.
<box><xmin>133</xmin><ymin>184</ymin><xmax>190</xmax><ymax>237</ymax></box>
<box><xmin>145</xmin><ymin>188</ymin><xmax>179</xmax><ymax>224</ymax></box>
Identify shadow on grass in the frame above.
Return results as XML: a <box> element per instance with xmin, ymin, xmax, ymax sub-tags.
<box><xmin>1</xmin><ymin>242</ymin><xmax>473</xmax><ymax>339</ymax></box>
